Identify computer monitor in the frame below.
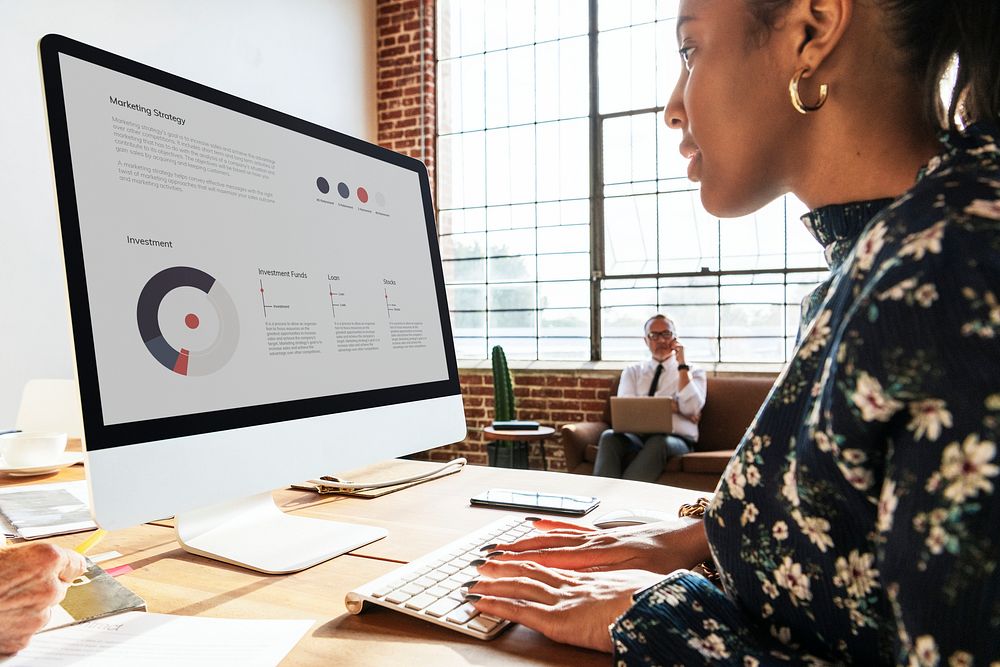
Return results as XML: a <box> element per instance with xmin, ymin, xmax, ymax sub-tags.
<box><xmin>38</xmin><ymin>35</ymin><xmax>466</xmax><ymax>573</ymax></box>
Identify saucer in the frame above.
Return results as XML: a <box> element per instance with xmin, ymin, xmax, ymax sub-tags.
<box><xmin>0</xmin><ymin>451</ymin><xmax>84</xmax><ymax>476</ymax></box>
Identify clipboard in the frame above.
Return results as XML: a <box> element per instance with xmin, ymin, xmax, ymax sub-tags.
<box><xmin>290</xmin><ymin>458</ymin><xmax>465</xmax><ymax>498</ymax></box>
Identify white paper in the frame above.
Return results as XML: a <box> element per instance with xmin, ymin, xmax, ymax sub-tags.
<box><xmin>0</xmin><ymin>480</ymin><xmax>96</xmax><ymax>539</ymax></box>
<box><xmin>3</xmin><ymin>612</ymin><xmax>313</xmax><ymax>666</ymax></box>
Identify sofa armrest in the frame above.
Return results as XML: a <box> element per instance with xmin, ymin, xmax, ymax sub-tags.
<box><xmin>559</xmin><ymin>421</ymin><xmax>609</xmax><ymax>471</ymax></box>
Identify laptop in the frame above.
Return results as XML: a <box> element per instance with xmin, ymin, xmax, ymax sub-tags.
<box><xmin>610</xmin><ymin>397</ymin><xmax>674</xmax><ymax>434</ymax></box>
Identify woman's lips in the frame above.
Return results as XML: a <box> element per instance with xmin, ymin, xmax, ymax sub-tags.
<box><xmin>686</xmin><ymin>149</ymin><xmax>702</xmax><ymax>182</ymax></box>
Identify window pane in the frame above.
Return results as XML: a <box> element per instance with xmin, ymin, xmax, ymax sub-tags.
<box><xmin>489</xmin><ymin>283</ymin><xmax>536</xmax><ymax>310</ymax></box>
<box><xmin>539</xmin><ymin>281</ymin><xmax>590</xmax><ymax>308</ymax></box>
<box><xmin>605</xmin><ymin>194</ymin><xmax>657</xmax><ymax>275</ymax></box>
<box><xmin>488</xmin><ymin>228</ymin><xmax>535</xmax><ymax>257</ymax></box>
<box><xmin>488</xmin><ymin>309</ymin><xmax>537</xmax><ymax>336</ymax></box>
<box><xmin>540</xmin><ymin>308</ymin><xmax>589</xmax><ymax>337</ymax></box>
<box><xmin>538</xmin><ymin>252</ymin><xmax>589</xmax><ymax>281</ymax></box>
<box><xmin>484</xmin><ymin>0</ymin><xmax>508</xmax><ymax>51</ymax></box>
<box><xmin>560</xmin><ymin>37</ymin><xmax>590</xmax><ymax>118</ymax></box>
<box><xmin>539</xmin><ymin>337</ymin><xmax>589</xmax><ymax>359</ymax></box>
<box><xmin>508</xmin><ymin>46</ymin><xmax>535</xmax><ymax>127</ymax></box>
<box><xmin>442</xmin><ymin>258</ymin><xmax>485</xmax><ymax>284</ymax></box>
<box><xmin>447</xmin><ymin>285</ymin><xmax>486</xmax><ymax>311</ymax></box>
<box><xmin>459</xmin><ymin>0</ymin><xmax>485</xmax><ymax>56</ymax></box>
<box><xmin>454</xmin><ymin>337</ymin><xmax>487</xmax><ymax>358</ymax></box>
<box><xmin>461</xmin><ymin>56</ymin><xmax>486</xmax><ymax>131</ymax></box>
<box><xmin>438</xmin><ymin>208</ymin><xmax>486</xmax><ymax>235</ymax></box>
<box><xmin>721</xmin><ymin>337</ymin><xmax>785</xmax><ymax>364</ymax></box>
<box><xmin>451</xmin><ymin>310</ymin><xmax>485</xmax><ymax>336</ymax></box>
<box><xmin>440</xmin><ymin>232</ymin><xmax>485</xmax><ymax>260</ymax></box>
<box><xmin>488</xmin><ymin>337</ymin><xmax>537</xmax><ymax>359</ymax></box>
<box><xmin>537</xmin><ymin>119</ymin><xmax>589</xmax><ymax>201</ymax></box>
<box><xmin>437</xmin><ymin>0</ymin><xmax>461</xmax><ymax>60</ymax></box>
<box><xmin>538</xmin><ymin>224</ymin><xmax>589</xmax><ymax>254</ymax></box>
<box><xmin>488</xmin><ymin>255</ymin><xmax>536</xmax><ymax>282</ymax></box>
<box><xmin>720</xmin><ymin>304</ymin><xmax>784</xmax><ymax>338</ymax></box>
<box><xmin>484</xmin><ymin>51</ymin><xmax>509</xmax><ymax>128</ymax></box>
<box><xmin>657</xmin><ymin>190</ymin><xmax>719</xmax><ymax>273</ymax></box>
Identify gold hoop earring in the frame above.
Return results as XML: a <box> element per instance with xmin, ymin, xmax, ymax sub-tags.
<box><xmin>789</xmin><ymin>67</ymin><xmax>828</xmax><ymax>114</ymax></box>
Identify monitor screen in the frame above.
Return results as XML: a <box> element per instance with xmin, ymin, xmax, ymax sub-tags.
<box><xmin>40</xmin><ymin>35</ymin><xmax>465</xmax><ymax>566</ymax></box>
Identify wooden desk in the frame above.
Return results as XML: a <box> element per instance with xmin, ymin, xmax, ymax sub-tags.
<box><xmin>4</xmin><ymin>460</ymin><xmax>703</xmax><ymax>665</ymax></box>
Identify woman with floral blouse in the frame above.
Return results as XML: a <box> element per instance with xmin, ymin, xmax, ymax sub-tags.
<box><xmin>465</xmin><ymin>0</ymin><xmax>1000</xmax><ymax>664</ymax></box>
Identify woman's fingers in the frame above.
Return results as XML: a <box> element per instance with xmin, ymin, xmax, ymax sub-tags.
<box><xmin>530</xmin><ymin>519</ymin><xmax>595</xmax><ymax>533</ymax></box>
<box><xmin>492</xmin><ymin>532</ymin><xmax>594</xmax><ymax>553</ymax></box>
<box><xmin>474</xmin><ymin>558</ymin><xmax>570</xmax><ymax>588</ymax></box>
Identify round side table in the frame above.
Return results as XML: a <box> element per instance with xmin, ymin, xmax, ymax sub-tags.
<box><xmin>482</xmin><ymin>426</ymin><xmax>556</xmax><ymax>470</ymax></box>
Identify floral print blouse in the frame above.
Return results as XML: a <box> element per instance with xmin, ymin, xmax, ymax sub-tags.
<box><xmin>612</xmin><ymin>122</ymin><xmax>1000</xmax><ymax>666</ymax></box>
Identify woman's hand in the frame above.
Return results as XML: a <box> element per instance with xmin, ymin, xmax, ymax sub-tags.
<box><xmin>486</xmin><ymin>517</ymin><xmax>708</xmax><ymax>574</ymax></box>
<box><xmin>0</xmin><ymin>543</ymin><xmax>88</xmax><ymax>655</ymax></box>
<box><xmin>469</xmin><ymin>559</ymin><xmax>665</xmax><ymax>652</ymax></box>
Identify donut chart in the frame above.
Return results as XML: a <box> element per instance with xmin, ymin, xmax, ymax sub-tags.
<box><xmin>137</xmin><ymin>267</ymin><xmax>239</xmax><ymax>376</ymax></box>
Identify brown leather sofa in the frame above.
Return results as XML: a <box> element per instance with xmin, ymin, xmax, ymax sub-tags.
<box><xmin>559</xmin><ymin>374</ymin><xmax>776</xmax><ymax>491</ymax></box>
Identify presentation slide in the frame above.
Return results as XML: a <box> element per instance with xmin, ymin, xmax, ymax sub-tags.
<box><xmin>58</xmin><ymin>54</ymin><xmax>449</xmax><ymax>426</ymax></box>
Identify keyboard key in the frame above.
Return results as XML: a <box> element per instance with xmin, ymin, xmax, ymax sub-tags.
<box><xmin>425</xmin><ymin>597</ymin><xmax>463</xmax><ymax>618</ymax></box>
<box><xmin>385</xmin><ymin>590</ymin><xmax>411</xmax><ymax>604</ymax></box>
<box><xmin>468</xmin><ymin>616</ymin><xmax>501</xmax><ymax>634</ymax></box>
<box><xmin>439</xmin><ymin>564</ymin><xmax>460</xmax><ymax>575</ymax></box>
<box><xmin>414</xmin><ymin>576</ymin><xmax>438</xmax><ymax>588</ymax></box>
<box><xmin>425</xmin><ymin>585</ymin><xmax>451</xmax><ymax>598</ymax></box>
<box><xmin>405</xmin><ymin>593</ymin><xmax>439</xmax><ymax>611</ymax></box>
<box><xmin>400</xmin><ymin>583</ymin><xmax>425</xmax><ymax>596</ymax></box>
<box><xmin>446</xmin><ymin>603</ymin><xmax>480</xmax><ymax>625</ymax></box>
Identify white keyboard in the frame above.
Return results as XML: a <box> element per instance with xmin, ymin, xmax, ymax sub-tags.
<box><xmin>345</xmin><ymin>515</ymin><xmax>539</xmax><ymax>639</ymax></box>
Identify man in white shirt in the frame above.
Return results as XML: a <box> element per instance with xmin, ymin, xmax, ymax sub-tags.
<box><xmin>593</xmin><ymin>314</ymin><xmax>707</xmax><ymax>482</ymax></box>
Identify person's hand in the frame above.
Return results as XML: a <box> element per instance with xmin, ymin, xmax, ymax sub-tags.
<box><xmin>469</xmin><ymin>559</ymin><xmax>665</xmax><ymax>652</ymax></box>
<box><xmin>486</xmin><ymin>517</ymin><xmax>708</xmax><ymax>574</ymax></box>
<box><xmin>0</xmin><ymin>542</ymin><xmax>88</xmax><ymax>655</ymax></box>
<box><xmin>671</xmin><ymin>338</ymin><xmax>686</xmax><ymax>365</ymax></box>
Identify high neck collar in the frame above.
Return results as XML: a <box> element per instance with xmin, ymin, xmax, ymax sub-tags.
<box><xmin>801</xmin><ymin>198</ymin><xmax>894</xmax><ymax>271</ymax></box>
<box><xmin>800</xmin><ymin>122</ymin><xmax>1000</xmax><ymax>272</ymax></box>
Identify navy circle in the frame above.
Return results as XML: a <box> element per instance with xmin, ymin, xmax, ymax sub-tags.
<box><xmin>316</xmin><ymin>177</ymin><xmax>330</xmax><ymax>194</ymax></box>
<box><xmin>337</xmin><ymin>182</ymin><xmax>350</xmax><ymax>198</ymax></box>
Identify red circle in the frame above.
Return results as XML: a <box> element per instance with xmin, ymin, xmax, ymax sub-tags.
<box><xmin>185</xmin><ymin>313</ymin><xmax>200</xmax><ymax>329</ymax></box>
<box><xmin>357</xmin><ymin>187</ymin><xmax>369</xmax><ymax>203</ymax></box>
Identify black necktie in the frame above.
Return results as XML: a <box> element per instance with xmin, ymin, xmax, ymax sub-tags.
<box><xmin>647</xmin><ymin>363</ymin><xmax>663</xmax><ymax>396</ymax></box>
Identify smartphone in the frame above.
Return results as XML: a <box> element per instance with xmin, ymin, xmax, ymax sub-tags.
<box><xmin>470</xmin><ymin>488</ymin><xmax>600</xmax><ymax>516</ymax></box>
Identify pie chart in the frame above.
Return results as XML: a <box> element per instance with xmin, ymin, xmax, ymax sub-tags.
<box><xmin>136</xmin><ymin>267</ymin><xmax>240</xmax><ymax>376</ymax></box>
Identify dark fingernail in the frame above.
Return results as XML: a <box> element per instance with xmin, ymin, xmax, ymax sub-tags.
<box><xmin>465</xmin><ymin>594</ymin><xmax>482</xmax><ymax>602</ymax></box>
<box><xmin>525</xmin><ymin>516</ymin><xmax>542</xmax><ymax>522</ymax></box>
<box><xmin>485</xmin><ymin>550</ymin><xmax>503</xmax><ymax>558</ymax></box>
<box><xmin>470</xmin><ymin>558</ymin><xmax>487</xmax><ymax>567</ymax></box>
<box><xmin>479</xmin><ymin>543</ymin><xmax>497</xmax><ymax>552</ymax></box>
<box><xmin>461</xmin><ymin>579</ymin><xmax>479</xmax><ymax>589</ymax></box>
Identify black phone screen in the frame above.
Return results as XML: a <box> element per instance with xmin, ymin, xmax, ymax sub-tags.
<box><xmin>469</xmin><ymin>488</ymin><xmax>600</xmax><ymax>516</ymax></box>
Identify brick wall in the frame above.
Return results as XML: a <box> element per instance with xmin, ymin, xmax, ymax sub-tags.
<box><xmin>410</xmin><ymin>369</ymin><xmax>621</xmax><ymax>472</ymax></box>
<box><xmin>376</xmin><ymin>0</ymin><xmax>436</xmax><ymax>186</ymax></box>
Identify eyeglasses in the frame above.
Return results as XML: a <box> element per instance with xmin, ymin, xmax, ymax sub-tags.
<box><xmin>646</xmin><ymin>331</ymin><xmax>675</xmax><ymax>340</ymax></box>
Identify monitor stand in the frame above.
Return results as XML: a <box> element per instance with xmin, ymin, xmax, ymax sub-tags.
<box><xmin>175</xmin><ymin>492</ymin><xmax>387</xmax><ymax>574</ymax></box>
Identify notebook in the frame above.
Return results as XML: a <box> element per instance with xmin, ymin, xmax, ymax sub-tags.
<box><xmin>610</xmin><ymin>396</ymin><xmax>674</xmax><ymax>434</ymax></box>
<box><xmin>42</xmin><ymin>557</ymin><xmax>146</xmax><ymax>631</ymax></box>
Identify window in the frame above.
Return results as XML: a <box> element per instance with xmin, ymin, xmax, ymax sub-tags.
<box><xmin>436</xmin><ymin>0</ymin><xmax>827</xmax><ymax>364</ymax></box>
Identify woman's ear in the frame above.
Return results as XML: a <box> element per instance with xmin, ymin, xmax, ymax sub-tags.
<box><xmin>781</xmin><ymin>0</ymin><xmax>853</xmax><ymax>75</ymax></box>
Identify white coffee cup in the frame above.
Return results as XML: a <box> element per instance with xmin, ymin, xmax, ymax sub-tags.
<box><xmin>0</xmin><ymin>432</ymin><xmax>68</xmax><ymax>467</ymax></box>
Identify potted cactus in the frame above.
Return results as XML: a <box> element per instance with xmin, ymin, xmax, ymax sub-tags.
<box><xmin>488</xmin><ymin>345</ymin><xmax>529</xmax><ymax>468</ymax></box>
